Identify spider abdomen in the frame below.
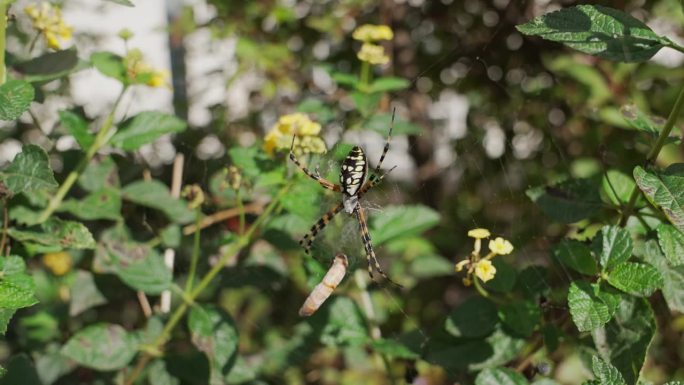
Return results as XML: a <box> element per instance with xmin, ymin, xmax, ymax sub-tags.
<box><xmin>340</xmin><ymin>146</ymin><xmax>367</xmax><ymax>197</ymax></box>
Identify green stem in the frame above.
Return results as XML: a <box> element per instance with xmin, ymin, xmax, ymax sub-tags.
<box><xmin>235</xmin><ymin>188</ymin><xmax>245</xmax><ymax>235</ymax></box>
<box><xmin>124</xmin><ymin>184</ymin><xmax>290</xmax><ymax>385</ymax></box>
<box><xmin>619</xmin><ymin>84</ymin><xmax>684</xmax><ymax>226</ymax></box>
<box><xmin>665</xmin><ymin>40</ymin><xmax>684</xmax><ymax>55</ymax></box>
<box><xmin>0</xmin><ymin>4</ymin><xmax>7</xmax><ymax>85</ymax></box>
<box><xmin>36</xmin><ymin>87</ymin><xmax>128</xmax><ymax>223</ymax></box>
<box><xmin>184</xmin><ymin>209</ymin><xmax>202</xmax><ymax>293</ymax></box>
<box><xmin>472</xmin><ymin>276</ymin><xmax>505</xmax><ymax>305</ymax></box>
<box><xmin>360</xmin><ymin>61</ymin><xmax>371</xmax><ymax>91</ymax></box>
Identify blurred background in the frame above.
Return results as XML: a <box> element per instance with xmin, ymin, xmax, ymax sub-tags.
<box><xmin>2</xmin><ymin>0</ymin><xmax>684</xmax><ymax>384</ymax></box>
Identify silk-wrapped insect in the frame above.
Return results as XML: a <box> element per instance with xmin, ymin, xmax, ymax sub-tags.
<box><xmin>299</xmin><ymin>254</ymin><xmax>349</xmax><ymax>317</ymax></box>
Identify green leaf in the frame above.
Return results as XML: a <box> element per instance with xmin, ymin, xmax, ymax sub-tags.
<box><xmin>516</xmin><ymin>266</ymin><xmax>551</xmax><ymax>297</ymax></box>
<box><xmin>643</xmin><ymin>240</ymin><xmax>684</xmax><ymax>313</ymax></box>
<box><xmin>526</xmin><ymin>178</ymin><xmax>602</xmax><ymax>223</ymax></box>
<box><xmin>104</xmin><ymin>240</ymin><xmax>171</xmax><ymax>294</ymax></box>
<box><xmin>634</xmin><ymin>165</ymin><xmax>684</xmax><ymax>233</ymax></box>
<box><xmin>0</xmin><ymin>308</ymin><xmax>17</xmax><ymax>335</ymax></box>
<box><xmin>105</xmin><ymin>0</ymin><xmax>134</xmax><ymax>5</ymax></box>
<box><xmin>319</xmin><ymin>297</ymin><xmax>368</xmax><ymax>346</ymax></box>
<box><xmin>567</xmin><ymin>281</ymin><xmax>620</xmax><ymax>332</ymax></box>
<box><xmin>59</xmin><ymin>188</ymin><xmax>122</xmax><ymax>221</ymax></box>
<box><xmin>228</xmin><ymin>146</ymin><xmax>268</xmax><ymax>178</ymax></box>
<box><xmin>188</xmin><ymin>306</ymin><xmax>239</xmax><ymax>384</ymax></box>
<box><xmin>8</xmin><ymin>218</ymin><xmax>96</xmax><ymax>250</ymax></box>
<box><xmin>619</xmin><ymin>105</ymin><xmax>661</xmax><ymax>135</ymax></box>
<box><xmin>69</xmin><ymin>270</ymin><xmax>107</xmax><ymax>316</ymax></box>
<box><xmin>483</xmin><ymin>259</ymin><xmax>517</xmax><ymax>293</ymax></box>
<box><xmin>0</xmin><ymin>354</ymin><xmax>41</xmax><ymax>384</ymax></box>
<box><xmin>606</xmin><ymin>262</ymin><xmax>663</xmax><ymax>297</ymax></box>
<box><xmin>475</xmin><ymin>367</ymin><xmax>530</xmax><ymax>385</ymax></box>
<box><xmin>59</xmin><ymin>110</ymin><xmax>94</xmax><ymax>149</ymax></box>
<box><xmin>591</xmin><ymin>296</ymin><xmax>655</xmax><ymax>385</ymax></box>
<box><xmin>110</xmin><ymin>111</ymin><xmax>187</xmax><ymax>151</ymax></box>
<box><xmin>147</xmin><ymin>360</ymin><xmax>180</xmax><ymax>385</ymax></box>
<box><xmin>331</xmin><ymin>72</ymin><xmax>359</xmax><ymax>88</ymax></box>
<box><xmin>369</xmin><ymin>338</ymin><xmax>419</xmax><ymax>360</ymax></box>
<box><xmin>122</xmin><ymin>180</ymin><xmax>195</xmax><ymax>224</ymax></box>
<box><xmin>79</xmin><ymin>156</ymin><xmax>119</xmax><ymax>192</ymax></box>
<box><xmin>61</xmin><ymin>323</ymin><xmax>137</xmax><ymax>371</ymax></box>
<box><xmin>516</xmin><ymin>5</ymin><xmax>668</xmax><ymax>62</ymax></box>
<box><xmin>160</xmin><ymin>225</ymin><xmax>181</xmax><ymax>248</ymax></box>
<box><xmin>444</xmin><ymin>296</ymin><xmax>498</xmax><ymax>338</ymax></box>
<box><xmin>365</xmin><ymin>113</ymin><xmax>422</xmax><ymax>135</ymax></box>
<box><xmin>553</xmin><ymin>240</ymin><xmax>598</xmax><ymax>275</ymax></box>
<box><xmin>90</xmin><ymin>51</ymin><xmax>126</xmax><ymax>81</ymax></box>
<box><xmin>602</xmin><ymin>170</ymin><xmax>639</xmax><ymax>207</ymax></box>
<box><xmin>15</xmin><ymin>49</ymin><xmax>85</xmax><ymax>83</ymax></box>
<box><xmin>0</xmin><ymin>80</ymin><xmax>35</xmax><ymax>121</ymax></box>
<box><xmin>0</xmin><ymin>145</ymin><xmax>57</xmax><ymax>195</ymax></box>
<box><xmin>591</xmin><ymin>356</ymin><xmax>626</xmax><ymax>385</ymax></box>
<box><xmin>594</xmin><ymin>225</ymin><xmax>632</xmax><ymax>271</ymax></box>
<box><xmin>350</xmin><ymin>91</ymin><xmax>381</xmax><ymax>117</ymax></box>
<box><xmin>368</xmin><ymin>77</ymin><xmax>410</xmax><ymax>93</ymax></box>
<box><xmin>656</xmin><ymin>224</ymin><xmax>684</xmax><ymax>266</ymax></box>
<box><xmin>0</xmin><ymin>275</ymin><xmax>38</xmax><ymax>309</ymax></box>
<box><xmin>370</xmin><ymin>205</ymin><xmax>440</xmax><ymax>246</ymax></box>
<box><xmin>499</xmin><ymin>300</ymin><xmax>541</xmax><ymax>337</ymax></box>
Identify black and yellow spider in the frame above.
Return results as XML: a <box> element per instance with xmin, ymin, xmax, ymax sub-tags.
<box><xmin>289</xmin><ymin>112</ymin><xmax>400</xmax><ymax>287</ymax></box>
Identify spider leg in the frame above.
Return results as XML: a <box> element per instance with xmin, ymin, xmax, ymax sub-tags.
<box><xmin>300</xmin><ymin>202</ymin><xmax>345</xmax><ymax>254</ymax></box>
<box><xmin>359</xmin><ymin>165</ymin><xmax>397</xmax><ymax>198</ymax></box>
<box><xmin>354</xmin><ymin>205</ymin><xmax>402</xmax><ymax>288</ymax></box>
<box><xmin>289</xmin><ymin>136</ymin><xmax>341</xmax><ymax>192</ymax></box>
<box><xmin>367</xmin><ymin>108</ymin><xmax>396</xmax><ymax>186</ymax></box>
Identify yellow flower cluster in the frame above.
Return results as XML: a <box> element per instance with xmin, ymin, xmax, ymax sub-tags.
<box><xmin>263</xmin><ymin>113</ymin><xmax>327</xmax><ymax>156</ymax></box>
<box><xmin>42</xmin><ymin>251</ymin><xmax>72</xmax><ymax>276</ymax></box>
<box><xmin>24</xmin><ymin>2</ymin><xmax>73</xmax><ymax>50</ymax></box>
<box><xmin>123</xmin><ymin>48</ymin><xmax>169</xmax><ymax>88</ymax></box>
<box><xmin>455</xmin><ymin>228</ymin><xmax>514</xmax><ymax>285</ymax></box>
<box><xmin>352</xmin><ymin>24</ymin><xmax>393</xmax><ymax>65</ymax></box>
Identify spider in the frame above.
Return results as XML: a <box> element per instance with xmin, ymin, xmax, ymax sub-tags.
<box><xmin>289</xmin><ymin>110</ymin><xmax>401</xmax><ymax>287</ymax></box>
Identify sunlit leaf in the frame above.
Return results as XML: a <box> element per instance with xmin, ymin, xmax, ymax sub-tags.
<box><xmin>594</xmin><ymin>225</ymin><xmax>632</xmax><ymax>271</ymax></box>
<box><xmin>476</xmin><ymin>367</ymin><xmax>530</xmax><ymax>385</ymax></box>
<box><xmin>517</xmin><ymin>5</ymin><xmax>669</xmax><ymax>62</ymax></box>
<box><xmin>8</xmin><ymin>218</ymin><xmax>96</xmax><ymax>250</ymax></box>
<box><xmin>656</xmin><ymin>224</ymin><xmax>684</xmax><ymax>266</ymax></box>
<box><xmin>567</xmin><ymin>281</ymin><xmax>620</xmax><ymax>332</ymax></box>
<box><xmin>0</xmin><ymin>255</ymin><xmax>38</xmax><ymax>310</ymax></box>
<box><xmin>370</xmin><ymin>338</ymin><xmax>419</xmax><ymax>360</ymax></box>
<box><xmin>606</xmin><ymin>262</ymin><xmax>663</xmax><ymax>297</ymax></box>
<box><xmin>370</xmin><ymin>205</ymin><xmax>440</xmax><ymax>246</ymax></box>
<box><xmin>368</xmin><ymin>77</ymin><xmax>410</xmax><ymax>93</ymax></box>
<box><xmin>0</xmin><ymin>145</ymin><xmax>57</xmax><ymax>195</ymax></box>
<box><xmin>0</xmin><ymin>80</ymin><xmax>35</xmax><ymax>121</ymax></box>
<box><xmin>59</xmin><ymin>188</ymin><xmax>122</xmax><ymax>221</ymax></box>
<box><xmin>61</xmin><ymin>324</ymin><xmax>137</xmax><ymax>371</ymax></box>
<box><xmin>643</xmin><ymin>240</ymin><xmax>684</xmax><ymax>313</ymax></box>
<box><xmin>634</xmin><ymin>165</ymin><xmax>684</xmax><ymax>233</ymax></box>
<box><xmin>591</xmin><ymin>356</ymin><xmax>626</xmax><ymax>385</ymax></box>
<box><xmin>59</xmin><ymin>110</ymin><xmax>94</xmax><ymax>149</ymax></box>
<box><xmin>104</xmin><ymin>240</ymin><xmax>172</xmax><ymax>294</ymax></box>
<box><xmin>90</xmin><ymin>51</ymin><xmax>126</xmax><ymax>81</ymax></box>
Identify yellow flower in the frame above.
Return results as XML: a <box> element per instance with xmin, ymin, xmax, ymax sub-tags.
<box><xmin>42</xmin><ymin>251</ymin><xmax>72</xmax><ymax>276</ymax></box>
<box><xmin>357</xmin><ymin>43</ymin><xmax>390</xmax><ymax>65</ymax></box>
<box><xmin>489</xmin><ymin>237</ymin><xmax>514</xmax><ymax>255</ymax></box>
<box><xmin>263</xmin><ymin>113</ymin><xmax>326</xmax><ymax>156</ymax></box>
<box><xmin>24</xmin><ymin>2</ymin><xmax>73</xmax><ymax>50</ymax></box>
<box><xmin>474</xmin><ymin>260</ymin><xmax>496</xmax><ymax>282</ymax></box>
<box><xmin>454</xmin><ymin>259</ymin><xmax>469</xmax><ymax>272</ymax></box>
<box><xmin>352</xmin><ymin>24</ymin><xmax>394</xmax><ymax>42</ymax></box>
<box><xmin>468</xmin><ymin>228</ymin><xmax>491</xmax><ymax>239</ymax></box>
<box><xmin>124</xmin><ymin>48</ymin><xmax>170</xmax><ymax>88</ymax></box>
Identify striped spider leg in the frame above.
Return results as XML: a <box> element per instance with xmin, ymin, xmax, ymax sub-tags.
<box><xmin>289</xmin><ymin>108</ymin><xmax>400</xmax><ymax>286</ymax></box>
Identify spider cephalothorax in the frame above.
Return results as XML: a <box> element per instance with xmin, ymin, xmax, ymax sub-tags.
<box><xmin>288</xmin><ymin>110</ymin><xmax>400</xmax><ymax>286</ymax></box>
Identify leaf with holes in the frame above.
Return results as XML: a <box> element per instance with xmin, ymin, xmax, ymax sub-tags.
<box><xmin>61</xmin><ymin>324</ymin><xmax>137</xmax><ymax>371</ymax></box>
<box><xmin>606</xmin><ymin>262</ymin><xmax>663</xmax><ymax>297</ymax></box>
<box><xmin>567</xmin><ymin>281</ymin><xmax>620</xmax><ymax>332</ymax></box>
<box><xmin>516</xmin><ymin>5</ymin><xmax>669</xmax><ymax>62</ymax></box>
<box><xmin>634</xmin><ymin>165</ymin><xmax>684</xmax><ymax>233</ymax></box>
<box><xmin>110</xmin><ymin>111</ymin><xmax>187</xmax><ymax>151</ymax></box>
<box><xmin>0</xmin><ymin>145</ymin><xmax>57</xmax><ymax>195</ymax></box>
<box><xmin>188</xmin><ymin>306</ymin><xmax>239</xmax><ymax>383</ymax></box>
<box><xmin>8</xmin><ymin>218</ymin><xmax>95</xmax><ymax>250</ymax></box>
<box><xmin>0</xmin><ymin>80</ymin><xmax>35</xmax><ymax>121</ymax></box>
<box><xmin>591</xmin><ymin>296</ymin><xmax>655</xmax><ymax>385</ymax></box>
<box><xmin>475</xmin><ymin>367</ymin><xmax>530</xmax><ymax>385</ymax></box>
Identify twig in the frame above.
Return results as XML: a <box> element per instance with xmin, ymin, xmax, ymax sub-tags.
<box><xmin>160</xmin><ymin>154</ymin><xmax>184</xmax><ymax>313</ymax></box>
<box><xmin>0</xmin><ymin>201</ymin><xmax>8</xmax><ymax>256</ymax></box>
<box><xmin>137</xmin><ymin>291</ymin><xmax>152</xmax><ymax>318</ymax></box>
<box><xmin>181</xmin><ymin>203</ymin><xmax>263</xmax><ymax>235</ymax></box>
